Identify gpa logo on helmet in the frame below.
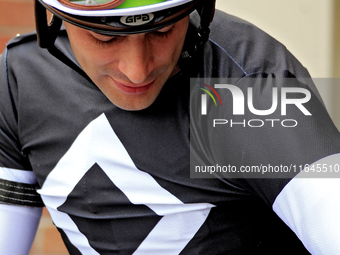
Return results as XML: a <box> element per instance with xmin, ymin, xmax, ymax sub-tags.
<box><xmin>120</xmin><ymin>13</ymin><xmax>155</xmax><ymax>26</ymax></box>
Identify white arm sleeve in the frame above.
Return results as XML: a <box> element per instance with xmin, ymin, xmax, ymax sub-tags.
<box><xmin>273</xmin><ymin>154</ymin><xmax>340</xmax><ymax>255</ymax></box>
<box><xmin>0</xmin><ymin>203</ymin><xmax>42</xmax><ymax>255</ymax></box>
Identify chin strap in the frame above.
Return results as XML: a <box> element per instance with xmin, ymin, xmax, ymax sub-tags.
<box><xmin>35</xmin><ymin>0</ymin><xmax>93</xmax><ymax>82</ymax></box>
<box><xmin>179</xmin><ymin>26</ymin><xmax>206</xmax><ymax>67</ymax></box>
<box><xmin>47</xmin><ymin>46</ymin><xmax>93</xmax><ymax>83</ymax></box>
<box><xmin>34</xmin><ymin>0</ymin><xmax>62</xmax><ymax>49</ymax></box>
<box><xmin>179</xmin><ymin>0</ymin><xmax>215</xmax><ymax>61</ymax></box>
<box><xmin>178</xmin><ymin>0</ymin><xmax>215</xmax><ymax>69</ymax></box>
<box><xmin>196</xmin><ymin>0</ymin><xmax>215</xmax><ymax>45</ymax></box>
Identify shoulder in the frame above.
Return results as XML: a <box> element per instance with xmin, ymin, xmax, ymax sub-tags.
<box><xmin>3</xmin><ymin>32</ymin><xmax>44</xmax><ymax>68</ymax></box>
<box><xmin>2</xmin><ymin>32</ymin><xmax>53</xmax><ymax>87</ymax></box>
<box><xmin>2</xmin><ymin>29</ymin><xmax>71</xmax><ymax>72</ymax></box>
<box><xmin>5</xmin><ymin>32</ymin><xmax>38</xmax><ymax>50</ymax></box>
<box><xmin>200</xmin><ymin>10</ymin><xmax>311</xmax><ymax>78</ymax></box>
<box><xmin>1</xmin><ymin>32</ymin><xmax>54</xmax><ymax>104</ymax></box>
<box><xmin>1</xmin><ymin>29</ymin><xmax>79</xmax><ymax>97</ymax></box>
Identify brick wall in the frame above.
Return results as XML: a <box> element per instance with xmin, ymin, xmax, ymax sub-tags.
<box><xmin>30</xmin><ymin>208</ymin><xmax>69</xmax><ymax>255</ymax></box>
<box><xmin>0</xmin><ymin>0</ymin><xmax>36</xmax><ymax>53</ymax></box>
<box><xmin>0</xmin><ymin>0</ymin><xmax>68</xmax><ymax>254</ymax></box>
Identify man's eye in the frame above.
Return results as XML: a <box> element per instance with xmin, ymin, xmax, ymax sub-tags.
<box><xmin>152</xmin><ymin>25</ymin><xmax>174</xmax><ymax>38</ymax></box>
<box><xmin>152</xmin><ymin>30</ymin><xmax>173</xmax><ymax>38</ymax></box>
<box><xmin>90</xmin><ymin>32</ymin><xmax>118</xmax><ymax>46</ymax></box>
<box><xmin>94</xmin><ymin>36</ymin><xmax>117</xmax><ymax>46</ymax></box>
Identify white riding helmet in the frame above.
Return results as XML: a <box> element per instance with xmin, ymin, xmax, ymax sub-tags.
<box><xmin>35</xmin><ymin>0</ymin><xmax>216</xmax><ymax>48</ymax></box>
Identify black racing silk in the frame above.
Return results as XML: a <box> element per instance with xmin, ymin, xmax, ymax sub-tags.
<box><xmin>1</xmin><ymin>10</ymin><xmax>339</xmax><ymax>254</ymax></box>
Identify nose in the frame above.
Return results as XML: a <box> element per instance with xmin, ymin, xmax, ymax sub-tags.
<box><xmin>118</xmin><ymin>34</ymin><xmax>154</xmax><ymax>84</ymax></box>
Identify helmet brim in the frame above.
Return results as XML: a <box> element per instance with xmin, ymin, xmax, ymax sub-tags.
<box><xmin>42</xmin><ymin>0</ymin><xmax>194</xmax><ymax>16</ymax></box>
<box><xmin>39</xmin><ymin>0</ymin><xmax>200</xmax><ymax>35</ymax></box>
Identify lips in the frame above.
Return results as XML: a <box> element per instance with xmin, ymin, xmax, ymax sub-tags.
<box><xmin>111</xmin><ymin>78</ymin><xmax>154</xmax><ymax>95</ymax></box>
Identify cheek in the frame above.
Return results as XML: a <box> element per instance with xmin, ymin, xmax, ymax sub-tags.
<box><xmin>70</xmin><ymin>37</ymin><xmax>116</xmax><ymax>80</ymax></box>
<box><xmin>67</xmin><ymin>30</ymin><xmax>111</xmax><ymax>68</ymax></box>
<box><xmin>152</xmin><ymin>35</ymin><xmax>187</xmax><ymax>67</ymax></box>
<box><xmin>158</xmin><ymin>23</ymin><xmax>188</xmax><ymax>65</ymax></box>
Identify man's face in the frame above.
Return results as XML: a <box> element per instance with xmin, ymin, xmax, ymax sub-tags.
<box><xmin>64</xmin><ymin>16</ymin><xmax>189</xmax><ymax>111</ymax></box>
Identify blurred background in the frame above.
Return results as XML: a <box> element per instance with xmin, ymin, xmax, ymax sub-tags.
<box><xmin>0</xmin><ymin>0</ymin><xmax>339</xmax><ymax>254</ymax></box>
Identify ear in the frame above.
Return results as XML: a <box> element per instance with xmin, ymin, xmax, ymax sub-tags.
<box><xmin>34</xmin><ymin>0</ymin><xmax>62</xmax><ymax>49</ymax></box>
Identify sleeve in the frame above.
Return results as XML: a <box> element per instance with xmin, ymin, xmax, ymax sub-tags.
<box><xmin>273</xmin><ymin>157</ymin><xmax>340</xmax><ymax>255</ymax></box>
<box><xmin>235</xmin><ymin>76</ymin><xmax>340</xmax><ymax>254</ymax></box>
<box><xmin>0</xmin><ymin>48</ymin><xmax>43</xmax><ymax>207</ymax></box>
<box><xmin>0</xmin><ymin>46</ymin><xmax>44</xmax><ymax>254</ymax></box>
<box><xmin>191</xmin><ymin>73</ymin><xmax>340</xmax><ymax>254</ymax></box>
<box><xmin>0</xmin><ymin>203</ymin><xmax>42</xmax><ymax>255</ymax></box>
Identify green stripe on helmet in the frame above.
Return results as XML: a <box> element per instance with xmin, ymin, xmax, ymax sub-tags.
<box><xmin>115</xmin><ymin>0</ymin><xmax>167</xmax><ymax>9</ymax></box>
